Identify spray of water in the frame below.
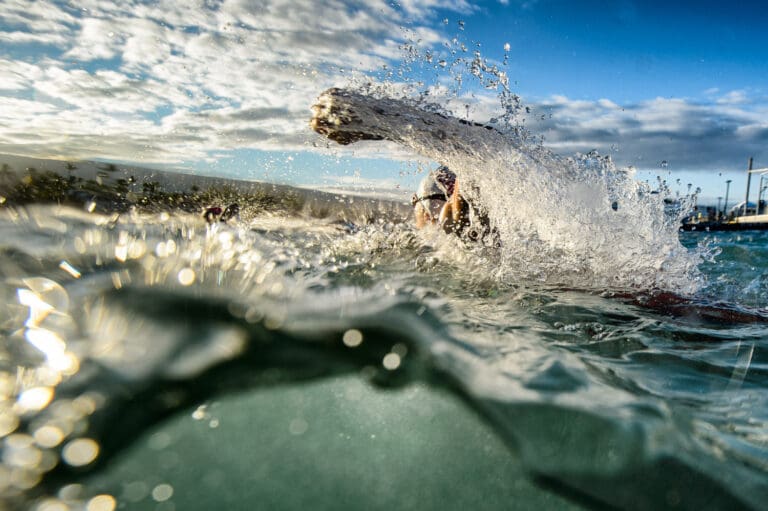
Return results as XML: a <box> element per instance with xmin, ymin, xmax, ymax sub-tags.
<box><xmin>314</xmin><ymin>30</ymin><xmax>707</xmax><ymax>295</ymax></box>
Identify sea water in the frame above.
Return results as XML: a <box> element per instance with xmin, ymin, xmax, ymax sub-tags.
<box><xmin>0</xmin><ymin>197</ymin><xmax>767</xmax><ymax>510</ymax></box>
<box><xmin>1</xmin><ymin>47</ymin><xmax>767</xmax><ymax>509</ymax></box>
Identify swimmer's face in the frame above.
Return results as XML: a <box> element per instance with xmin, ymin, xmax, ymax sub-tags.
<box><xmin>414</xmin><ymin>198</ymin><xmax>445</xmax><ymax>227</ymax></box>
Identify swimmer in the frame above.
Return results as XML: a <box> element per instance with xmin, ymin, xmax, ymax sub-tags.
<box><xmin>412</xmin><ymin>166</ymin><xmax>492</xmax><ymax>242</ymax></box>
<box><xmin>203</xmin><ymin>203</ymin><xmax>240</xmax><ymax>224</ymax></box>
<box><xmin>203</xmin><ymin>205</ymin><xmax>223</xmax><ymax>223</ymax></box>
<box><xmin>220</xmin><ymin>203</ymin><xmax>240</xmax><ymax>223</ymax></box>
<box><xmin>308</xmin><ymin>89</ymin><xmax>494</xmax><ymax>241</ymax></box>
<box><xmin>412</xmin><ymin>166</ymin><xmax>461</xmax><ymax>230</ymax></box>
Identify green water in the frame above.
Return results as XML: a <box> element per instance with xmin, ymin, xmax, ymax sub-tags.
<box><xmin>84</xmin><ymin>377</ymin><xmax>584</xmax><ymax>511</ymax></box>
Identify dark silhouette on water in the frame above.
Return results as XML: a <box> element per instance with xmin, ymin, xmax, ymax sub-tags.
<box><xmin>34</xmin><ymin>287</ymin><xmax>765</xmax><ymax>511</ymax></box>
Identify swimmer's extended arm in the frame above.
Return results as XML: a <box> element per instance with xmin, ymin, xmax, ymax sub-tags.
<box><xmin>438</xmin><ymin>179</ymin><xmax>466</xmax><ymax>230</ymax></box>
<box><xmin>310</xmin><ymin>88</ymin><xmax>510</xmax><ymax>164</ymax></box>
<box><xmin>451</xmin><ymin>179</ymin><xmax>463</xmax><ymax>224</ymax></box>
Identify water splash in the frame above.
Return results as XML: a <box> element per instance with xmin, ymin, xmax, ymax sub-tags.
<box><xmin>311</xmin><ymin>83</ymin><xmax>705</xmax><ymax>294</ymax></box>
<box><xmin>319</xmin><ymin>21</ymin><xmax>714</xmax><ymax>294</ymax></box>
<box><xmin>324</xmin><ymin>26</ymin><xmax>711</xmax><ymax>294</ymax></box>
<box><xmin>0</xmin><ymin>195</ymin><xmax>765</xmax><ymax>510</ymax></box>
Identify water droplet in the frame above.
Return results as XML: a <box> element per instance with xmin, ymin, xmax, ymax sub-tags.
<box><xmin>19</xmin><ymin>277</ymin><xmax>69</xmax><ymax>314</ymax></box>
<box><xmin>177</xmin><ymin>268</ymin><xmax>196</xmax><ymax>286</ymax></box>
<box><xmin>148</xmin><ymin>432</ymin><xmax>172</xmax><ymax>450</ymax></box>
<box><xmin>58</xmin><ymin>261</ymin><xmax>81</xmax><ymax>278</ymax></box>
<box><xmin>289</xmin><ymin>418</ymin><xmax>308</xmax><ymax>435</ymax></box>
<box><xmin>33</xmin><ymin>498</ymin><xmax>68</xmax><ymax>511</ymax></box>
<box><xmin>152</xmin><ymin>483</ymin><xmax>174</xmax><ymax>502</ymax></box>
<box><xmin>62</xmin><ymin>438</ymin><xmax>99</xmax><ymax>466</ymax></box>
<box><xmin>392</xmin><ymin>343</ymin><xmax>408</xmax><ymax>357</ymax></box>
<box><xmin>342</xmin><ymin>329</ymin><xmax>363</xmax><ymax>347</ymax></box>
<box><xmin>382</xmin><ymin>353</ymin><xmax>401</xmax><ymax>371</ymax></box>
<box><xmin>33</xmin><ymin>425</ymin><xmax>65</xmax><ymax>448</ymax></box>
<box><xmin>16</xmin><ymin>387</ymin><xmax>54</xmax><ymax>413</ymax></box>
<box><xmin>192</xmin><ymin>404</ymin><xmax>208</xmax><ymax>420</ymax></box>
<box><xmin>0</xmin><ymin>408</ymin><xmax>19</xmax><ymax>437</ymax></box>
<box><xmin>121</xmin><ymin>481</ymin><xmax>149</xmax><ymax>502</ymax></box>
<box><xmin>87</xmin><ymin>495</ymin><xmax>117</xmax><ymax>511</ymax></box>
<box><xmin>4</xmin><ymin>434</ymin><xmax>42</xmax><ymax>468</ymax></box>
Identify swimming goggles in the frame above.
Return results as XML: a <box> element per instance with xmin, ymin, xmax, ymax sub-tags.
<box><xmin>411</xmin><ymin>193</ymin><xmax>448</xmax><ymax>206</ymax></box>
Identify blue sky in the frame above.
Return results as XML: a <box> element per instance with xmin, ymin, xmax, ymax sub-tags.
<box><xmin>1</xmin><ymin>0</ymin><xmax>767</xmax><ymax>203</ymax></box>
<box><xmin>471</xmin><ymin>1</ymin><xmax>768</xmax><ymax>102</ymax></box>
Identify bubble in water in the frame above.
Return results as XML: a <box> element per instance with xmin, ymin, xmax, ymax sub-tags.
<box><xmin>152</xmin><ymin>484</ymin><xmax>174</xmax><ymax>502</ymax></box>
<box><xmin>288</xmin><ymin>418</ymin><xmax>308</xmax><ymax>435</ymax></box>
<box><xmin>121</xmin><ymin>481</ymin><xmax>149</xmax><ymax>502</ymax></box>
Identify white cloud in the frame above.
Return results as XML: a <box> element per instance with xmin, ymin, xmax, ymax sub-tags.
<box><xmin>716</xmin><ymin>90</ymin><xmax>749</xmax><ymax>105</ymax></box>
<box><xmin>528</xmin><ymin>91</ymin><xmax>768</xmax><ymax>170</ymax></box>
<box><xmin>0</xmin><ymin>97</ymin><xmax>58</xmax><ymax>115</ymax></box>
<box><xmin>1</xmin><ymin>0</ymin><xmax>77</xmax><ymax>34</ymax></box>
<box><xmin>62</xmin><ymin>17</ymin><xmax>123</xmax><ymax>61</ymax></box>
<box><xmin>0</xmin><ymin>59</ymin><xmax>37</xmax><ymax>90</ymax></box>
<box><xmin>0</xmin><ymin>0</ymin><xmax>473</xmax><ymax>164</ymax></box>
<box><xmin>1</xmin><ymin>0</ymin><xmax>766</xmax><ymax>177</ymax></box>
<box><xmin>0</xmin><ymin>30</ymin><xmax>69</xmax><ymax>45</ymax></box>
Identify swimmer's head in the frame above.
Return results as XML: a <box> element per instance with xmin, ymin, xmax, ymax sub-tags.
<box><xmin>412</xmin><ymin>166</ymin><xmax>456</xmax><ymax>225</ymax></box>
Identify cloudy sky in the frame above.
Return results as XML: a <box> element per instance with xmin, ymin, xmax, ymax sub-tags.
<box><xmin>1</xmin><ymin>0</ymin><xmax>767</xmax><ymax>200</ymax></box>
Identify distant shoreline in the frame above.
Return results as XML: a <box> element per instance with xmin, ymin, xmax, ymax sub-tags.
<box><xmin>0</xmin><ymin>154</ymin><xmax>411</xmax><ymax>224</ymax></box>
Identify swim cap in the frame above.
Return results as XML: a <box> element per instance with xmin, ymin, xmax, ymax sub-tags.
<box><xmin>413</xmin><ymin>166</ymin><xmax>456</xmax><ymax>219</ymax></box>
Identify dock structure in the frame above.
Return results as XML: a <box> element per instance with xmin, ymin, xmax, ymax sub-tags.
<box><xmin>681</xmin><ymin>157</ymin><xmax>768</xmax><ymax>232</ymax></box>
